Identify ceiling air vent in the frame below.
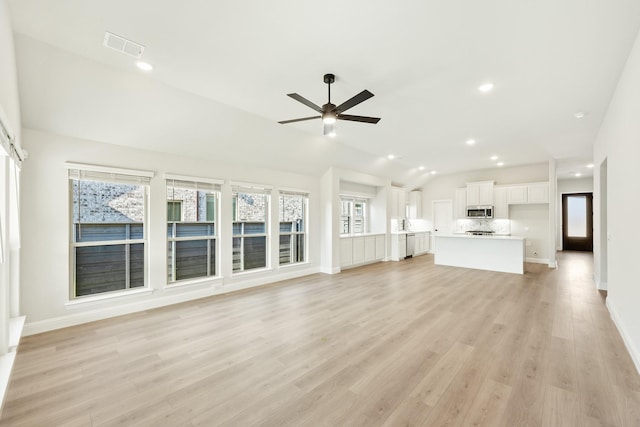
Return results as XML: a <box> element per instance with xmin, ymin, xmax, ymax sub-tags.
<box><xmin>103</xmin><ymin>32</ymin><xmax>145</xmax><ymax>58</ymax></box>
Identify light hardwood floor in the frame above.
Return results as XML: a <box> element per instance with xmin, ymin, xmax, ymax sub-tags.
<box><xmin>2</xmin><ymin>252</ymin><xmax>639</xmax><ymax>426</ymax></box>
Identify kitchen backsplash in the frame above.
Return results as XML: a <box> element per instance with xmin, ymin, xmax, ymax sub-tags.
<box><xmin>455</xmin><ymin>219</ymin><xmax>511</xmax><ymax>235</ymax></box>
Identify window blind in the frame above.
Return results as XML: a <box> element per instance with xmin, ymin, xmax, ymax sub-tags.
<box><xmin>232</xmin><ymin>184</ymin><xmax>271</xmax><ymax>195</ymax></box>
<box><xmin>279</xmin><ymin>189</ymin><xmax>309</xmax><ymax>197</ymax></box>
<box><xmin>67</xmin><ymin>164</ymin><xmax>153</xmax><ymax>185</ymax></box>
<box><xmin>167</xmin><ymin>178</ymin><xmax>221</xmax><ymax>192</ymax></box>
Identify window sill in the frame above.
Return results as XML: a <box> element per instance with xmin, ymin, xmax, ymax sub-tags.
<box><xmin>65</xmin><ymin>287</ymin><xmax>153</xmax><ymax>309</ymax></box>
<box><xmin>166</xmin><ymin>276</ymin><xmax>222</xmax><ymax>290</ymax></box>
<box><xmin>278</xmin><ymin>261</ymin><xmax>310</xmax><ymax>270</ymax></box>
<box><xmin>232</xmin><ymin>267</ymin><xmax>273</xmax><ymax>277</ymax></box>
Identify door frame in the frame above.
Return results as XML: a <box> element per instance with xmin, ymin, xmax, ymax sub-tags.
<box><xmin>562</xmin><ymin>192</ymin><xmax>593</xmax><ymax>252</ymax></box>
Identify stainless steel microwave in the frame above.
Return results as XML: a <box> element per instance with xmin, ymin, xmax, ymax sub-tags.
<box><xmin>466</xmin><ymin>206</ymin><xmax>493</xmax><ymax>218</ymax></box>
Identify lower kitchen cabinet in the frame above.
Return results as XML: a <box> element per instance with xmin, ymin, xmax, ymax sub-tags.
<box><xmin>415</xmin><ymin>232</ymin><xmax>431</xmax><ymax>255</ymax></box>
<box><xmin>391</xmin><ymin>234</ymin><xmax>407</xmax><ymax>261</ymax></box>
<box><xmin>340</xmin><ymin>234</ymin><xmax>386</xmax><ymax>269</ymax></box>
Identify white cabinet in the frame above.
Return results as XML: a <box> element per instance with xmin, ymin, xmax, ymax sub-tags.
<box><xmin>415</xmin><ymin>232</ymin><xmax>431</xmax><ymax>255</ymax></box>
<box><xmin>340</xmin><ymin>234</ymin><xmax>386</xmax><ymax>269</ymax></box>
<box><xmin>493</xmin><ymin>186</ymin><xmax>508</xmax><ymax>219</ymax></box>
<box><xmin>408</xmin><ymin>191</ymin><xmax>422</xmax><ymax>219</ymax></box>
<box><xmin>340</xmin><ymin>238</ymin><xmax>353</xmax><ymax>267</ymax></box>
<box><xmin>528</xmin><ymin>182</ymin><xmax>549</xmax><ymax>203</ymax></box>
<box><xmin>364</xmin><ymin>236</ymin><xmax>376</xmax><ymax>262</ymax></box>
<box><xmin>507</xmin><ymin>186</ymin><xmax>528</xmax><ymax>204</ymax></box>
<box><xmin>455</xmin><ymin>188</ymin><xmax>467</xmax><ymax>219</ymax></box>
<box><xmin>399</xmin><ymin>235</ymin><xmax>406</xmax><ymax>259</ymax></box>
<box><xmin>375</xmin><ymin>235</ymin><xmax>386</xmax><ymax>260</ymax></box>
<box><xmin>466</xmin><ymin>181</ymin><xmax>494</xmax><ymax>206</ymax></box>
<box><xmin>390</xmin><ymin>187</ymin><xmax>408</xmax><ymax>218</ymax></box>
<box><xmin>352</xmin><ymin>237</ymin><xmax>365</xmax><ymax>265</ymax></box>
<box><xmin>391</xmin><ymin>234</ymin><xmax>407</xmax><ymax>261</ymax></box>
<box><xmin>507</xmin><ymin>182</ymin><xmax>549</xmax><ymax>205</ymax></box>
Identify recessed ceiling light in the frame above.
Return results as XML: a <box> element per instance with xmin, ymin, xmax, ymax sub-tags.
<box><xmin>430</xmin><ymin>170</ymin><xmax>437</xmax><ymax>175</ymax></box>
<box><xmin>418</xmin><ymin>166</ymin><xmax>425</xmax><ymax>171</ymax></box>
<box><xmin>497</xmin><ymin>162</ymin><xmax>504</xmax><ymax>167</ymax></box>
<box><xmin>387</xmin><ymin>154</ymin><xmax>395</xmax><ymax>160</ymax></box>
<box><xmin>466</xmin><ymin>139</ymin><xmax>476</xmax><ymax>146</ymax></box>
<box><xmin>136</xmin><ymin>61</ymin><xmax>153</xmax><ymax>71</ymax></box>
<box><xmin>327</xmin><ymin>131</ymin><xmax>336</xmax><ymax>138</ymax></box>
<box><xmin>490</xmin><ymin>155</ymin><xmax>498</xmax><ymax>161</ymax></box>
<box><xmin>574</xmin><ymin>111</ymin><xmax>586</xmax><ymax>119</ymax></box>
<box><xmin>478</xmin><ymin>83</ymin><xmax>494</xmax><ymax>93</ymax></box>
<box><xmin>587</xmin><ymin>163</ymin><xmax>594</xmax><ymax>168</ymax></box>
<box><xmin>575</xmin><ymin>172</ymin><xmax>582</xmax><ymax>177</ymax></box>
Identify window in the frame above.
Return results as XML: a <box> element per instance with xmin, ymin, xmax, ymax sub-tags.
<box><xmin>69</xmin><ymin>166</ymin><xmax>152</xmax><ymax>298</ymax></box>
<box><xmin>167</xmin><ymin>200</ymin><xmax>182</xmax><ymax>221</ymax></box>
<box><xmin>340</xmin><ymin>197</ymin><xmax>368</xmax><ymax>235</ymax></box>
<box><xmin>232</xmin><ymin>185</ymin><xmax>270</xmax><ymax>272</ymax></box>
<box><xmin>167</xmin><ymin>178</ymin><xmax>220</xmax><ymax>283</ymax></box>
<box><xmin>341</xmin><ymin>199</ymin><xmax>352</xmax><ymax>235</ymax></box>
<box><xmin>279</xmin><ymin>191</ymin><xmax>308</xmax><ymax>265</ymax></box>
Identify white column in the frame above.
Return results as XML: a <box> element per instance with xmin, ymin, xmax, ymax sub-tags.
<box><xmin>219</xmin><ymin>182</ymin><xmax>233</xmax><ymax>281</ymax></box>
<box><xmin>548</xmin><ymin>159</ymin><xmax>557</xmax><ymax>268</ymax></box>
<box><xmin>270</xmin><ymin>188</ymin><xmax>279</xmax><ymax>270</ymax></box>
<box><xmin>0</xmin><ymin>156</ymin><xmax>9</xmax><ymax>355</ymax></box>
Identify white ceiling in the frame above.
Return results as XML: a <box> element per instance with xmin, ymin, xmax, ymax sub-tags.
<box><xmin>8</xmin><ymin>0</ymin><xmax>640</xmax><ymax>185</ymax></box>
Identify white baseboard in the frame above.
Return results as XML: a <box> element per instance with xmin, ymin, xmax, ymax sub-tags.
<box><xmin>1</xmin><ymin>316</ymin><xmax>25</xmax><ymax>416</ymax></box>
<box><xmin>320</xmin><ymin>266</ymin><xmax>340</xmax><ymax>274</ymax></box>
<box><xmin>606</xmin><ymin>297</ymin><xmax>640</xmax><ymax>375</ymax></box>
<box><xmin>525</xmin><ymin>257</ymin><xmax>549</xmax><ymax>264</ymax></box>
<box><xmin>593</xmin><ymin>273</ymin><xmax>608</xmax><ymax>290</ymax></box>
<box><xmin>23</xmin><ymin>266</ymin><xmax>320</xmax><ymax>336</ymax></box>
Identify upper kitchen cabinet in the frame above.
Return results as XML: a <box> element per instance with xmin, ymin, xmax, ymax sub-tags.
<box><xmin>493</xmin><ymin>186</ymin><xmax>509</xmax><ymax>219</ymax></box>
<box><xmin>527</xmin><ymin>182</ymin><xmax>549</xmax><ymax>203</ymax></box>
<box><xmin>408</xmin><ymin>191</ymin><xmax>422</xmax><ymax>219</ymax></box>
<box><xmin>466</xmin><ymin>181</ymin><xmax>494</xmax><ymax>206</ymax></box>
<box><xmin>507</xmin><ymin>182</ymin><xmax>549</xmax><ymax>204</ymax></box>
<box><xmin>390</xmin><ymin>187</ymin><xmax>408</xmax><ymax>218</ymax></box>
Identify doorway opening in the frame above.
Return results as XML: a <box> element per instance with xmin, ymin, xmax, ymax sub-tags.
<box><xmin>562</xmin><ymin>192</ymin><xmax>593</xmax><ymax>252</ymax></box>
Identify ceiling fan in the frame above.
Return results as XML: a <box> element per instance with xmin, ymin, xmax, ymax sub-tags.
<box><xmin>278</xmin><ymin>73</ymin><xmax>381</xmax><ymax>136</ymax></box>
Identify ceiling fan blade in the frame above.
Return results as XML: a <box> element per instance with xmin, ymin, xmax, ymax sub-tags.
<box><xmin>337</xmin><ymin>114</ymin><xmax>381</xmax><ymax>124</ymax></box>
<box><xmin>287</xmin><ymin>93</ymin><xmax>323</xmax><ymax>113</ymax></box>
<box><xmin>278</xmin><ymin>116</ymin><xmax>320</xmax><ymax>124</ymax></box>
<box><xmin>334</xmin><ymin>90</ymin><xmax>374</xmax><ymax>113</ymax></box>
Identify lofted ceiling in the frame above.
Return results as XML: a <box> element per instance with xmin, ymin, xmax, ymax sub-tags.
<box><xmin>8</xmin><ymin>0</ymin><xmax>640</xmax><ymax>186</ymax></box>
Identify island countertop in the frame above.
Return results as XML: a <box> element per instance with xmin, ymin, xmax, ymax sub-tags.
<box><xmin>446</xmin><ymin>234</ymin><xmax>524</xmax><ymax>241</ymax></box>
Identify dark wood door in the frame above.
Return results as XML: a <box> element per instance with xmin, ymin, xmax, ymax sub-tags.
<box><xmin>562</xmin><ymin>193</ymin><xmax>593</xmax><ymax>251</ymax></box>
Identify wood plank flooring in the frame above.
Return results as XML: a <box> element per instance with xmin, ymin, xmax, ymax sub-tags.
<box><xmin>2</xmin><ymin>251</ymin><xmax>639</xmax><ymax>426</ymax></box>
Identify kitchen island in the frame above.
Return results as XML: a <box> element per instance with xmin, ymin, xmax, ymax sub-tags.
<box><xmin>434</xmin><ymin>234</ymin><xmax>525</xmax><ymax>274</ymax></box>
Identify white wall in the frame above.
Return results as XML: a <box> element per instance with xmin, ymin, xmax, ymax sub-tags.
<box><xmin>593</xmin><ymin>27</ymin><xmax>640</xmax><ymax>373</ymax></box>
<box><xmin>20</xmin><ymin>129</ymin><xmax>321</xmax><ymax>334</ymax></box>
<box><xmin>510</xmin><ymin>204</ymin><xmax>550</xmax><ymax>262</ymax></box>
<box><xmin>556</xmin><ymin>177</ymin><xmax>594</xmax><ymax>250</ymax></box>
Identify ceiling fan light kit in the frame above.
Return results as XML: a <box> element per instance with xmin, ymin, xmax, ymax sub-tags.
<box><xmin>279</xmin><ymin>73</ymin><xmax>381</xmax><ymax>136</ymax></box>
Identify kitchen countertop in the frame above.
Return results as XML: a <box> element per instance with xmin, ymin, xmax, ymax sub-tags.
<box><xmin>442</xmin><ymin>234</ymin><xmax>524</xmax><ymax>241</ymax></box>
<box><xmin>391</xmin><ymin>230</ymin><xmax>431</xmax><ymax>235</ymax></box>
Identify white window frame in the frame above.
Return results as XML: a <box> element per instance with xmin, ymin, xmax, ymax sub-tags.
<box><xmin>232</xmin><ymin>184</ymin><xmax>271</xmax><ymax>273</ymax></box>
<box><xmin>67</xmin><ymin>163</ymin><xmax>153</xmax><ymax>300</ymax></box>
<box><xmin>340</xmin><ymin>196</ymin><xmax>369</xmax><ymax>236</ymax></box>
<box><xmin>166</xmin><ymin>176</ymin><xmax>222</xmax><ymax>284</ymax></box>
<box><xmin>278</xmin><ymin>190</ymin><xmax>309</xmax><ymax>266</ymax></box>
